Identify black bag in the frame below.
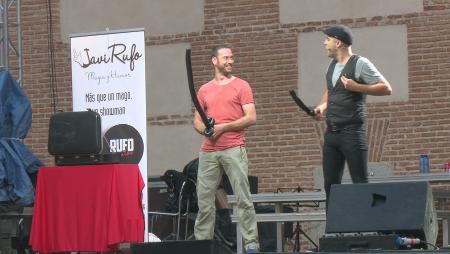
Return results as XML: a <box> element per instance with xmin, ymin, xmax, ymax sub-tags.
<box><xmin>48</xmin><ymin>110</ymin><xmax>102</xmax><ymax>155</ymax></box>
<box><xmin>161</xmin><ymin>169</ymin><xmax>187</xmax><ymax>213</ymax></box>
<box><xmin>182</xmin><ymin>158</ymin><xmax>198</xmax><ymax>182</ymax></box>
<box><xmin>161</xmin><ymin>158</ymin><xmax>199</xmax><ymax>213</ymax></box>
<box><xmin>182</xmin><ymin>158</ymin><xmax>199</xmax><ymax>213</ymax></box>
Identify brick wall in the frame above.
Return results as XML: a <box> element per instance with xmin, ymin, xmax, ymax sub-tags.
<box><xmin>22</xmin><ymin>0</ymin><xmax>450</xmax><ymax>193</ymax></box>
<box><xmin>21</xmin><ymin>0</ymin><xmax>72</xmax><ymax>164</ymax></box>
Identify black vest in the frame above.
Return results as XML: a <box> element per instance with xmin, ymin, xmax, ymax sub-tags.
<box><xmin>326</xmin><ymin>55</ymin><xmax>367</xmax><ymax>126</ymax></box>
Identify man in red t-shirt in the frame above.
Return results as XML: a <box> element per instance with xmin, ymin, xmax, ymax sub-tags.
<box><xmin>193</xmin><ymin>45</ymin><xmax>259</xmax><ymax>253</ymax></box>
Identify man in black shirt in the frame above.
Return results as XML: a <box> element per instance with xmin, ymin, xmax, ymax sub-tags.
<box><xmin>313</xmin><ymin>25</ymin><xmax>392</xmax><ymax>205</ymax></box>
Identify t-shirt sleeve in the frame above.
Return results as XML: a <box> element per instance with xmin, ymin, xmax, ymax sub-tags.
<box><xmin>239</xmin><ymin>81</ymin><xmax>254</xmax><ymax>105</ymax></box>
<box><xmin>355</xmin><ymin>57</ymin><xmax>385</xmax><ymax>85</ymax></box>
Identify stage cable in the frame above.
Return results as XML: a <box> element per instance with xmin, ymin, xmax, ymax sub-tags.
<box><xmin>46</xmin><ymin>0</ymin><xmax>58</xmax><ymax>113</ymax></box>
<box><xmin>424</xmin><ymin>241</ymin><xmax>439</xmax><ymax>250</ymax></box>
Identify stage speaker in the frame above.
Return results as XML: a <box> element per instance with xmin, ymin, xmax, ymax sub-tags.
<box><xmin>48</xmin><ymin>111</ymin><xmax>102</xmax><ymax>155</ymax></box>
<box><xmin>131</xmin><ymin>240</ymin><xmax>234</xmax><ymax>254</ymax></box>
<box><xmin>326</xmin><ymin>181</ymin><xmax>438</xmax><ymax>246</ymax></box>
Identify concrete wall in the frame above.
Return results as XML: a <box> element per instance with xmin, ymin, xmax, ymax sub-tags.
<box><xmin>60</xmin><ymin>0</ymin><xmax>204</xmax><ymax>39</ymax></box>
<box><xmin>146</xmin><ymin>43</ymin><xmax>192</xmax><ymax>117</ymax></box>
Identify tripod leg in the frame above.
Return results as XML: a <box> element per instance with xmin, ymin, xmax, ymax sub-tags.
<box><xmin>293</xmin><ymin>235</ymin><xmax>300</xmax><ymax>252</ymax></box>
<box><xmin>290</xmin><ymin>222</ymin><xmax>319</xmax><ymax>252</ymax></box>
<box><xmin>297</xmin><ymin>226</ymin><xmax>318</xmax><ymax>251</ymax></box>
<box><xmin>289</xmin><ymin>222</ymin><xmax>301</xmax><ymax>252</ymax></box>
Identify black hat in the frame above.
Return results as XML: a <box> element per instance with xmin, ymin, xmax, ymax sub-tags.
<box><xmin>323</xmin><ymin>25</ymin><xmax>353</xmax><ymax>46</ymax></box>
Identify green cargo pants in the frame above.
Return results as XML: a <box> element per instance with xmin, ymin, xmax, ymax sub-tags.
<box><xmin>194</xmin><ymin>146</ymin><xmax>259</xmax><ymax>250</ymax></box>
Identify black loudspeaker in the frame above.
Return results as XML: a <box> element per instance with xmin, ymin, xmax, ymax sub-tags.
<box><xmin>131</xmin><ymin>240</ymin><xmax>234</xmax><ymax>254</ymax></box>
<box><xmin>326</xmin><ymin>182</ymin><xmax>438</xmax><ymax>246</ymax></box>
<box><xmin>48</xmin><ymin>111</ymin><xmax>102</xmax><ymax>155</ymax></box>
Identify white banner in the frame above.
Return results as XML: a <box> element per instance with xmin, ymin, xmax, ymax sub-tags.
<box><xmin>70</xmin><ymin>29</ymin><xmax>148</xmax><ymax>241</ymax></box>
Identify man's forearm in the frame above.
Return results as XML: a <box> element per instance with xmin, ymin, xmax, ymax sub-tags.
<box><xmin>365</xmin><ymin>81</ymin><xmax>392</xmax><ymax>96</ymax></box>
<box><xmin>193</xmin><ymin>112</ymin><xmax>206</xmax><ymax>135</ymax></box>
<box><xmin>220</xmin><ymin>115</ymin><xmax>256</xmax><ymax>132</ymax></box>
<box><xmin>317</xmin><ymin>90</ymin><xmax>328</xmax><ymax>109</ymax></box>
<box><xmin>349</xmin><ymin>80</ymin><xmax>392</xmax><ymax>96</ymax></box>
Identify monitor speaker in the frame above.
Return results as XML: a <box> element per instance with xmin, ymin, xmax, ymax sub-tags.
<box><xmin>326</xmin><ymin>181</ymin><xmax>438</xmax><ymax>246</ymax></box>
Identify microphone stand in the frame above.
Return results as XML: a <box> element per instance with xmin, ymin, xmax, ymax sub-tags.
<box><xmin>276</xmin><ymin>186</ymin><xmax>320</xmax><ymax>252</ymax></box>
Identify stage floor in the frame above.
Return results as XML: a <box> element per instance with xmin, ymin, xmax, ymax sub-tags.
<box><xmin>130</xmin><ymin>240</ymin><xmax>450</xmax><ymax>254</ymax></box>
<box><xmin>262</xmin><ymin>251</ymin><xmax>450</xmax><ymax>254</ymax></box>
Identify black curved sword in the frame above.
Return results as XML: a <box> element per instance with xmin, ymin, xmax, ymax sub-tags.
<box><xmin>186</xmin><ymin>49</ymin><xmax>215</xmax><ymax>137</ymax></box>
<box><xmin>289</xmin><ymin>90</ymin><xmax>316</xmax><ymax>116</ymax></box>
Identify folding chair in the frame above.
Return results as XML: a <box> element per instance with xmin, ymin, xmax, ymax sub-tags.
<box><xmin>148</xmin><ymin>177</ymin><xmax>196</xmax><ymax>240</ymax></box>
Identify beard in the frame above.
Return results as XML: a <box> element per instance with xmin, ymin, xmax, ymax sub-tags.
<box><xmin>217</xmin><ymin>64</ymin><xmax>232</xmax><ymax>76</ymax></box>
<box><xmin>327</xmin><ymin>48</ymin><xmax>337</xmax><ymax>58</ymax></box>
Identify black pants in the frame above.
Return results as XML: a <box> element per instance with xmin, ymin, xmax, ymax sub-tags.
<box><xmin>322</xmin><ymin>128</ymin><xmax>368</xmax><ymax>206</ymax></box>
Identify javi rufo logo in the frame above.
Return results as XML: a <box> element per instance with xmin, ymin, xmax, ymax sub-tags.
<box><xmin>72</xmin><ymin>43</ymin><xmax>143</xmax><ymax>71</ymax></box>
<box><xmin>103</xmin><ymin>124</ymin><xmax>144</xmax><ymax>164</ymax></box>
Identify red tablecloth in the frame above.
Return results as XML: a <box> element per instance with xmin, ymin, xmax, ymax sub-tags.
<box><xmin>29</xmin><ymin>164</ymin><xmax>145</xmax><ymax>252</ymax></box>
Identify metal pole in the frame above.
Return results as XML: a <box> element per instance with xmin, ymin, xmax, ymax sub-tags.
<box><xmin>3</xmin><ymin>0</ymin><xmax>8</xmax><ymax>71</ymax></box>
<box><xmin>17</xmin><ymin>0</ymin><xmax>22</xmax><ymax>86</ymax></box>
<box><xmin>0</xmin><ymin>0</ymin><xmax>6</xmax><ymax>69</ymax></box>
<box><xmin>0</xmin><ymin>0</ymin><xmax>23</xmax><ymax>86</ymax></box>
